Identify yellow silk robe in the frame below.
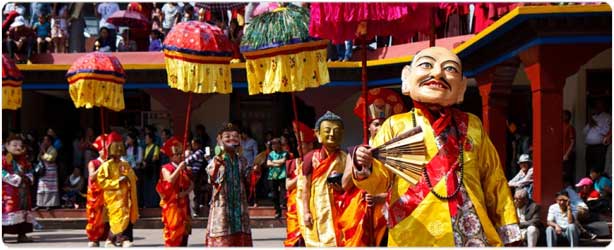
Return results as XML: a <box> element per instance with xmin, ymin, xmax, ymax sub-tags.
<box><xmin>284</xmin><ymin>159</ymin><xmax>303</xmax><ymax>247</ymax></box>
<box><xmin>96</xmin><ymin>160</ymin><xmax>139</xmax><ymax>234</ymax></box>
<box><xmin>354</xmin><ymin>109</ymin><xmax>519</xmax><ymax>246</ymax></box>
<box><xmin>301</xmin><ymin>149</ymin><xmax>347</xmax><ymax>247</ymax></box>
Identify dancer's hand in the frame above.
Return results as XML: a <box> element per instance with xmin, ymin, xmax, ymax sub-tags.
<box><xmin>303</xmin><ymin>212</ymin><xmax>313</xmax><ymax>228</ymax></box>
<box><xmin>354</xmin><ymin>145</ymin><xmax>373</xmax><ymax>170</ymax></box>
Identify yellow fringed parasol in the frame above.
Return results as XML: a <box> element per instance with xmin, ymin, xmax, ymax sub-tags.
<box><xmin>162</xmin><ymin>21</ymin><xmax>234</xmax><ymax>149</ymax></box>
<box><xmin>163</xmin><ymin>21</ymin><xmax>234</xmax><ymax>94</ymax></box>
<box><xmin>240</xmin><ymin>5</ymin><xmax>330</xmax><ymax>96</ymax></box>
<box><xmin>2</xmin><ymin>55</ymin><xmax>23</xmax><ymax>110</ymax></box>
<box><xmin>66</xmin><ymin>52</ymin><xmax>126</xmax><ymax>112</ymax></box>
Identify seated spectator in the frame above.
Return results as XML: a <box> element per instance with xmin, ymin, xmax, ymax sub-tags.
<box><xmin>117</xmin><ymin>29</ymin><xmax>137</xmax><ymax>52</ymax></box>
<box><xmin>94</xmin><ymin>26</ymin><xmax>116</xmax><ymax>52</ymax></box>
<box><xmin>508</xmin><ymin>154</ymin><xmax>534</xmax><ymax>196</ymax></box>
<box><xmin>563</xmin><ymin>178</ymin><xmax>589</xmax><ymax>218</ymax></box>
<box><xmin>198</xmin><ymin>8</ymin><xmax>207</xmax><ymax>22</ymax></box>
<box><xmin>513</xmin><ymin>188</ymin><xmax>541</xmax><ymax>247</ymax></box>
<box><xmin>33</xmin><ymin>14</ymin><xmax>52</xmax><ymax>54</ymax></box>
<box><xmin>61</xmin><ymin>168</ymin><xmax>84</xmax><ymax>209</ymax></box>
<box><xmin>50</xmin><ymin>5</ymin><xmax>69</xmax><ymax>53</ymax></box>
<box><xmin>563</xmin><ymin>176</ymin><xmax>600</xmax><ymax>240</ymax></box>
<box><xmin>590</xmin><ymin>168</ymin><xmax>612</xmax><ymax>197</ymax></box>
<box><xmin>546</xmin><ymin>191</ymin><xmax>579</xmax><ymax>246</ymax></box>
<box><xmin>148</xmin><ymin>29</ymin><xmax>163</xmax><ymax>51</ymax></box>
<box><xmin>151</xmin><ymin>7</ymin><xmax>163</xmax><ymax>33</ymax></box>
<box><xmin>576</xmin><ymin>177</ymin><xmax>600</xmax><ymax>202</ymax></box>
<box><xmin>182</xmin><ymin>4</ymin><xmax>196</xmax><ymax>22</ymax></box>
<box><xmin>30</xmin><ymin>2</ymin><xmax>52</xmax><ymax>27</ymax></box>
<box><xmin>578</xmin><ymin>177</ymin><xmax>610</xmax><ymax>217</ymax></box>
<box><xmin>5</xmin><ymin>16</ymin><xmax>34</xmax><ymax>63</ymax></box>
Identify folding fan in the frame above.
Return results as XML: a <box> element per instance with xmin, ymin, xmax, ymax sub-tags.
<box><xmin>371</xmin><ymin>126</ymin><xmax>427</xmax><ymax>185</ymax></box>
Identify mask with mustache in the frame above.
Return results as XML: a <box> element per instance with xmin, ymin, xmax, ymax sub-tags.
<box><xmin>401</xmin><ymin>47</ymin><xmax>467</xmax><ymax>107</ymax></box>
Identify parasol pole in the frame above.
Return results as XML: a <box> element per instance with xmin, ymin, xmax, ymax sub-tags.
<box><xmin>100</xmin><ymin>107</ymin><xmax>106</xmax><ymax>160</ymax></box>
<box><xmin>182</xmin><ymin>92</ymin><xmax>193</xmax><ymax>155</ymax></box>
<box><xmin>12</xmin><ymin>111</ymin><xmax>17</xmax><ymax>131</ymax></box>
<box><xmin>291</xmin><ymin>92</ymin><xmax>303</xmax><ymax>158</ymax></box>
<box><xmin>358</xmin><ymin>27</ymin><xmax>375</xmax><ymax>246</ymax></box>
<box><xmin>429</xmin><ymin>7</ymin><xmax>436</xmax><ymax>47</ymax></box>
<box><xmin>361</xmin><ymin>34</ymin><xmax>369</xmax><ymax>146</ymax></box>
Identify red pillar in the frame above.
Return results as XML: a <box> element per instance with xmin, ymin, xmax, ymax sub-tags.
<box><xmin>477</xmin><ymin>68</ymin><xmax>512</xmax><ymax>172</ymax></box>
<box><xmin>519</xmin><ymin>45</ymin><xmax>608</xmax><ymax>211</ymax></box>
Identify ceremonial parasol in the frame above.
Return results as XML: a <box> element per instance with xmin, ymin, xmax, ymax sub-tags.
<box><xmin>106</xmin><ymin>10</ymin><xmax>150</xmax><ymax>30</ymax></box>
<box><xmin>309</xmin><ymin>3</ymin><xmax>444</xmax><ymax>146</ymax></box>
<box><xmin>2</xmin><ymin>54</ymin><xmax>23</xmax><ymax>110</ymax></box>
<box><xmin>66</xmin><ymin>52</ymin><xmax>126</xmax><ymax>151</ymax></box>
<box><xmin>163</xmin><ymin>21</ymin><xmax>233</xmax><ymax>150</ymax></box>
<box><xmin>241</xmin><ymin>4</ymin><xmax>330</xmax><ymax>156</ymax></box>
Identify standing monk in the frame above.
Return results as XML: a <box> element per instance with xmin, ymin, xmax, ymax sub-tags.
<box><xmin>340</xmin><ymin>88</ymin><xmax>406</xmax><ymax>246</ymax></box>
<box><xmin>181</xmin><ymin>123</ymin><xmax>253</xmax><ymax>246</ymax></box>
<box><xmin>2</xmin><ymin>134</ymin><xmax>34</xmax><ymax>242</ymax></box>
<box><xmin>301</xmin><ymin>111</ymin><xmax>346</xmax><ymax>247</ymax></box>
<box><xmin>284</xmin><ymin>121</ymin><xmax>316</xmax><ymax>247</ymax></box>
<box><xmin>85</xmin><ymin>134</ymin><xmax>110</xmax><ymax>247</ymax></box>
<box><xmin>353</xmin><ymin>47</ymin><xmax>520</xmax><ymax>246</ymax></box>
<box><xmin>96</xmin><ymin>132</ymin><xmax>139</xmax><ymax>247</ymax></box>
<box><xmin>157</xmin><ymin>138</ymin><xmax>193</xmax><ymax>246</ymax></box>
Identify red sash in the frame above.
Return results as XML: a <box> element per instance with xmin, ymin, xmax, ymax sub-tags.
<box><xmin>386</xmin><ymin>107</ymin><xmax>468</xmax><ymax>228</ymax></box>
<box><xmin>311</xmin><ymin>149</ymin><xmax>338</xmax><ymax>181</ymax></box>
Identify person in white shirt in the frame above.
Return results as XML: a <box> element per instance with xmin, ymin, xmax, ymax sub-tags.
<box><xmin>161</xmin><ymin>3</ymin><xmax>179</xmax><ymax>33</ymax></box>
<box><xmin>508</xmin><ymin>154</ymin><xmax>534</xmax><ymax>198</ymax></box>
<box><xmin>583</xmin><ymin>99</ymin><xmax>612</xmax><ymax>175</ymax></box>
<box><xmin>546</xmin><ymin>191</ymin><xmax>579</xmax><ymax>247</ymax></box>
<box><xmin>96</xmin><ymin>3</ymin><xmax>119</xmax><ymax>30</ymax></box>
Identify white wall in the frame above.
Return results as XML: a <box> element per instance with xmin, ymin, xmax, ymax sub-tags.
<box><xmin>564</xmin><ymin>48</ymin><xmax>612</xmax><ymax>181</ymax></box>
<box><xmin>189</xmin><ymin>94</ymin><xmax>231</xmax><ymax>147</ymax></box>
<box><xmin>332</xmin><ymin>91</ymin><xmax>363</xmax><ymax>150</ymax></box>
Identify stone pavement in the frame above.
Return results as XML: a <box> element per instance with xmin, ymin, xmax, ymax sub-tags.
<box><xmin>3</xmin><ymin>228</ymin><xmax>286</xmax><ymax>247</ymax></box>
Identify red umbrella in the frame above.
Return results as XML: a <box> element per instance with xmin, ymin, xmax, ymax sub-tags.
<box><xmin>106</xmin><ymin>10</ymin><xmax>150</xmax><ymax>30</ymax></box>
<box><xmin>2</xmin><ymin>54</ymin><xmax>24</xmax><ymax>110</ymax></box>
<box><xmin>163</xmin><ymin>21</ymin><xmax>233</xmax><ymax>151</ymax></box>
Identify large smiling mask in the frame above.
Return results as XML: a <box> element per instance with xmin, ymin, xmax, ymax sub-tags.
<box><xmin>401</xmin><ymin>47</ymin><xmax>468</xmax><ymax>107</ymax></box>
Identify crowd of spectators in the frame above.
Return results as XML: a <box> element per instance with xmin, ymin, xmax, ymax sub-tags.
<box><xmin>506</xmin><ymin>100</ymin><xmax>612</xmax><ymax>246</ymax></box>
<box><xmin>8</xmin><ymin>2</ymin><xmax>586</xmax><ymax>63</ymax></box>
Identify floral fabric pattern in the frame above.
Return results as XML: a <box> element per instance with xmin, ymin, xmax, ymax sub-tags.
<box><xmin>451</xmin><ymin>186</ymin><xmax>489</xmax><ymax>247</ymax></box>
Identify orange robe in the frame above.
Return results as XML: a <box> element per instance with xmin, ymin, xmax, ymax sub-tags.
<box><xmin>284</xmin><ymin>159</ymin><xmax>302</xmax><ymax>247</ymax></box>
<box><xmin>85</xmin><ymin>158</ymin><xmax>108</xmax><ymax>242</ymax></box>
<box><xmin>338</xmin><ymin>186</ymin><xmax>387</xmax><ymax>246</ymax></box>
<box><xmin>301</xmin><ymin>149</ymin><xmax>346</xmax><ymax>247</ymax></box>
<box><xmin>156</xmin><ymin>163</ymin><xmax>192</xmax><ymax>246</ymax></box>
